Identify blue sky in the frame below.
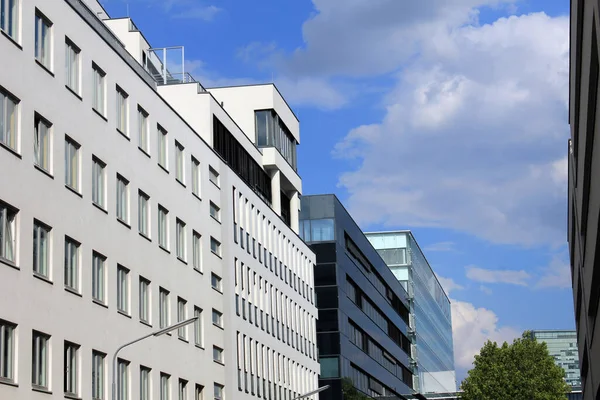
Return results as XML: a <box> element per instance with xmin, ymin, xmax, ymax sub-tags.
<box><xmin>100</xmin><ymin>0</ymin><xmax>572</xmax><ymax>383</ymax></box>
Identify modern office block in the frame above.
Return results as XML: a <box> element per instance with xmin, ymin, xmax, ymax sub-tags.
<box><xmin>365</xmin><ymin>231</ymin><xmax>456</xmax><ymax>394</ymax></box>
<box><xmin>0</xmin><ymin>1</ymin><xmax>318</xmax><ymax>400</ymax></box>
<box><xmin>529</xmin><ymin>330</ymin><xmax>581</xmax><ymax>388</ymax></box>
<box><xmin>299</xmin><ymin>195</ymin><xmax>414</xmax><ymax>400</ymax></box>
<box><xmin>568</xmin><ymin>1</ymin><xmax>600</xmax><ymax>399</ymax></box>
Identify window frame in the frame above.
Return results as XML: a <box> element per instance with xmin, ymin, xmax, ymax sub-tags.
<box><xmin>138</xmin><ymin>105</ymin><xmax>149</xmax><ymax>154</ymax></box>
<box><xmin>212</xmin><ymin>309</ymin><xmax>223</xmax><ymax>328</ymax></box>
<box><xmin>65</xmin><ymin>37</ymin><xmax>81</xmax><ymax>95</ymax></box>
<box><xmin>32</xmin><ymin>330</ymin><xmax>50</xmax><ymax>389</ymax></box>
<box><xmin>158</xmin><ymin>125</ymin><xmax>168</xmax><ymax>170</ymax></box>
<box><xmin>209</xmin><ymin>202</ymin><xmax>220</xmax><ymax>222</ymax></box>
<box><xmin>64</xmin><ymin>236</ymin><xmax>80</xmax><ymax>292</ymax></box>
<box><xmin>177</xmin><ymin>297</ymin><xmax>187</xmax><ymax>340</ymax></box>
<box><xmin>208</xmin><ymin>166</ymin><xmax>219</xmax><ymax>188</ymax></box>
<box><xmin>140</xmin><ymin>366</ymin><xmax>151</xmax><ymax>400</ymax></box>
<box><xmin>34</xmin><ymin>112</ymin><xmax>52</xmax><ymax>173</ymax></box>
<box><xmin>139</xmin><ymin>276</ymin><xmax>151</xmax><ymax>324</ymax></box>
<box><xmin>161</xmin><ymin>373</ymin><xmax>171</xmax><ymax>400</ymax></box>
<box><xmin>159</xmin><ymin>287</ymin><xmax>170</xmax><ymax>329</ymax></box>
<box><xmin>194</xmin><ymin>307</ymin><xmax>203</xmax><ymax>347</ymax></box>
<box><xmin>211</xmin><ymin>273</ymin><xmax>222</xmax><ymax>293</ymax></box>
<box><xmin>0</xmin><ymin>319</ymin><xmax>16</xmax><ymax>382</ymax></box>
<box><xmin>117</xmin><ymin>265</ymin><xmax>130</xmax><ymax>315</ymax></box>
<box><xmin>210</xmin><ymin>237</ymin><xmax>221</xmax><ymax>257</ymax></box>
<box><xmin>92</xmin><ymin>251</ymin><xmax>106</xmax><ymax>304</ymax></box>
<box><xmin>116</xmin><ymin>174</ymin><xmax>130</xmax><ymax>225</ymax></box>
<box><xmin>34</xmin><ymin>9</ymin><xmax>52</xmax><ymax>70</ymax></box>
<box><xmin>92</xmin><ymin>156</ymin><xmax>106</xmax><ymax>209</ymax></box>
<box><xmin>192</xmin><ymin>231</ymin><xmax>202</xmax><ymax>272</ymax></box>
<box><xmin>0</xmin><ymin>0</ymin><xmax>19</xmax><ymax>41</ymax></box>
<box><xmin>92</xmin><ymin>63</ymin><xmax>106</xmax><ymax>116</ymax></box>
<box><xmin>138</xmin><ymin>190</ymin><xmax>150</xmax><ymax>238</ymax></box>
<box><xmin>92</xmin><ymin>350</ymin><xmax>105</xmax><ymax>400</ymax></box>
<box><xmin>0</xmin><ymin>86</ymin><xmax>20</xmax><ymax>152</ymax></box>
<box><xmin>64</xmin><ymin>135</ymin><xmax>80</xmax><ymax>192</ymax></box>
<box><xmin>117</xmin><ymin>358</ymin><xmax>129</xmax><ymax>400</ymax></box>
<box><xmin>158</xmin><ymin>205</ymin><xmax>169</xmax><ymax>250</ymax></box>
<box><xmin>0</xmin><ymin>201</ymin><xmax>18</xmax><ymax>264</ymax></box>
<box><xmin>64</xmin><ymin>341</ymin><xmax>80</xmax><ymax>396</ymax></box>
<box><xmin>33</xmin><ymin>219</ymin><xmax>51</xmax><ymax>279</ymax></box>
<box><xmin>191</xmin><ymin>157</ymin><xmax>200</xmax><ymax>197</ymax></box>
<box><xmin>176</xmin><ymin>218</ymin><xmax>186</xmax><ymax>261</ymax></box>
<box><xmin>175</xmin><ymin>140</ymin><xmax>185</xmax><ymax>184</ymax></box>
<box><xmin>116</xmin><ymin>86</ymin><xmax>128</xmax><ymax>135</ymax></box>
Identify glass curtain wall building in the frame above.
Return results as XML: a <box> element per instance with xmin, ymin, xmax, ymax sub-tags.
<box><xmin>529</xmin><ymin>330</ymin><xmax>581</xmax><ymax>388</ymax></box>
<box><xmin>365</xmin><ymin>231</ymin><xmax>456</xmax><ymax>394</ymax></box>
<box><xmin>300</xmin><ymin>195</ymin><xmax>415</xmax><ymax>400</ymax></box>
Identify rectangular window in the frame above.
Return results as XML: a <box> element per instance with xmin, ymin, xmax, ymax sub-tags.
<box><xmin>176</xmin><ymin>141</ymin><xmax>184</xmax><ymax>184</ymax></box>
<box><xmin>212</xmin><ymin>309</ymin><xmax>223</xmax><ymax>328</ymax></box>
<box><xmin>213</xmin><ymin>383</ymin><xmax>223</xmax><ymax>400</ymax></box>
<box><xmin>158</xmin><ymin>206</ymin><xmax>169</xmax><ymax>250</ymax></box>
<box><xmin>0</xmin><ymin>319</ymin><xmax>16</xmax><ymax>381</ymax></box>
<box><xmin>0</xmin><ymin>88</ymin><xmax>18</xmax><ymax>151</ymax></box>
<box><xmin>179</xmin><ymin>379</ymin><xmax>188</xmax><ymax>400</ymax></box>
<box><xmin>210</xmin><ymin>237</ymin><xmax>221</xmax><ymax>256</ymax></box>
<box><xmin>64</xmin><ymin>237</ymin><xmax>79</xmax><ymax>292</ymax></box>
<box><xmin>213</xmin><ymin>346</ymin><xmax>223</xmax><ymax>364</ymax></box>
<box><xmin>158</xmin><ymin>125</ymin><xmax>168</xmax><ymax>170</ymax></box>
<box><xmin>65</xmin><ymin>136</ymin><xmax>80</xmax><ymax>191</ymax></box>
<box><xmin>138</xmin><ymin>191</ymin><xmax>150</xmax><ymax>237</ymax></box>
<box><xmin>34</xmin><ymin>11</ymin><xmax>52</xmax><ymax>69</ymax></box>
<box><xmin>139</xmin><ymin>277</ymin><xmax>150</xmax><ymax>324</ymax></box>
<box><xmin>0</xmin><ymin>202</ymin><xmax>17</xmax><ymax>263</ymax></box>
<box><xmin>64</xmin><ymin>341</ymin><xmax>79</xmax><ymax>396</ymax></box>
<box><xmin>117</xmin><ymin>265</ymin><xmax>129</xmax><ymax>314</ymax></box>
<box><xmin>140</xmin><ymin>366</ymin><xmax>151</xmax><ymax>400</ymax></box>
<box><xmin>33</xmin><ymin>220</ymin><xmax>51</xmax><ymax>278</ymax></box>
<box><xmin>116</xmin><ymin>175</ymin><xmax>129</xmax><ymax>224</ymax></box>
<box><xmin>92</xmin><ymin>350</ymin><xmax>105</xmax><ymax>400</ymax></box>
<box><xmin>138</xmin><ymin>106</ymin><xmax>149</xmax><ymax>153</ymax></box>
<box><xmin>195</xmin><ymin>385</ymin><xmax>204</xmax><ymax>400</ymax></box>
<box><xmin>65</xmin><ymin>39</ymin><xmax>80</xmax><ymax>94</ymax></box>
<box><xmin>117</xmin><ymin>359</ymin><xmax>129</xmax><ymax>400</ymax></box>
<box><xmin>192</xmin><ymin>231</ymin><xmax>202</xmax><ymax>272</ymax></box>
<box><xmin>34</xmin><ymin>113</ymin><xmax>51</xmax><ymax>172</ymax></box>
<box><xmin>209</xmin><ymin>167</ymin><xmax>219</xmax><ymax>187</ymax></box>
<box><xmin>191</xmin><ymin>157</ymin><xmax>200</xmax><ymax>197</ymax></box>
<box><xmin>176</xmin><ymin>218</ymin><xmax>186</xmax><ymax>260</ymax></box>
<box><xmin>92</xmin><ymin>157</ymin><xmax>106</xmax><ymax>209</ymax></box>
<box><xmin>209</xmin><ymin>202</ymin><xmax>220</xmax><ymax>222</ymax></box>
<box><xmin>161</xmin><ymin>373</ymin><xmax>171</xmax><ymax>400</ymax></box>
<box><xmin>92</xmin><ymin>252</ymin><xmax>106</xmax><ymax>304</ymax></box>
<box><xmin>177</xmin><ymin>297</ymin><xmax>187</xmax><ymax>340</ymax></box>
<box><xmin>0</xmin><ymin>0</ymin><xmax>18</xmax><ymax>40</ymax></box>
<box><xmin>116</xmin><ymin>87</ymin><xmax>128</xmax><ymax>134</ymax></box>
<box><xmin>194</xmin><ymin>307</ymin><xmax>203</xmax><ymax>347</ymax></box>
<box><xmin>93</xmin><ymin>64</ymin><xmax>106</xmax><ymax>115</ymax></box>
<box><xmin>32</xmin><ymin>331</ymin><xmax>50</xmax><ymax>388</ymax></box>
<box><xmin>159</xmin><ymin>288</ymin><xmax>170</xmax><ymax>329</ymax></box>
<box><xmin>211</xmin><ymin>273</ymin><xmax>222</xmax><ymax>292</ymax></box>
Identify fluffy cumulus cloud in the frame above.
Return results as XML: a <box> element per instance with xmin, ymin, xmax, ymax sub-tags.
<box><xmin>334</xmin><ymin>11</ymin><xmax>569</xmax><ymax>246</ymax></box>
<box><xmin>466</xmin><ymin>265</ymin><xmax>531</xmax><ymax>286</ymax></box>
<box><xmin>536</xmin><ymin>253</ymin><xmax>572</xmax><ymax>289</ymax></box>
<box><xmin>437</xmin><ymin>275</ymin><xmax>464</xmax><ymax>296</ymax></box>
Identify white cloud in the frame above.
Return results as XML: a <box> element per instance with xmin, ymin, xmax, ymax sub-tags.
<box><xmin>537</xmin><ymin>254</ymin><xmax>572</xmax><ymax>289</ymax></box>
<box><xmin>425</xmin><ymin>241</ymin><xmax>458</xmax><ymax>252</ymax></box>
<box><xmin>466</xmin><ymin>266</ymin><xmax>531</xmax><ymax>286</ymax></box>
<box><xmin>437</xmin><ymin>275</ymin><xmax>464</xmax><ymax>296</ymax></box>
<box><xmin>479</xmin><ymin>285</ymin><xmax>493</xmax><ymax>295</ymax></box>
<box><xmin>334</xmin><ymin>12</ymin><xmax>569</xmax><ymax>246</ymax></box>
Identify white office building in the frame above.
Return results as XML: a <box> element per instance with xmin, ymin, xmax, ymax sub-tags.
<box><xmin>0</xmin><ymin>1</ymin><xmax>319</xmax><ymax>400</ymax></box>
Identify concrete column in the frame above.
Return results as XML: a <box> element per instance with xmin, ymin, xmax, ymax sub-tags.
<box><xmin>271</xmin><ymin>169</ymin><xmax>281</xmax><ymax>215</ymax></box>
<box><xmin>290</xmin><ymin>190</ymin><xmax>299</xmax><ymax>233</ymax></box>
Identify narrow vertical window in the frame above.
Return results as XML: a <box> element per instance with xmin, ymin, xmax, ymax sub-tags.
<box><xmin>175</xmin><ymin>141</ymin><xmax>184</xmax><ymax>184</ymax></box>
<box><xmin>0</xmin><ymin>202</ymin><xmax>17</xmax><ymax>264</ymax></box>
<box><xmin>158</xmin><ymin>205</ymin><xmax>169</xmax><ymax>250</ymax></box>
<box><xmin>0</xmin><ymin>87</ymin><xmax>19</xmax><ymax>151</ymax></box>
<box><xmin>33</xmin><ymin>220</ymin><xmax>51</xmax><ymax>279</ymax></box>
<box><xmin>92</xmin><ymin>157</ymin><xmax>106</xmax><ymax>209</ymax></box>
<box><xmin>139</xmin><ymin>277</ymin><xmax>150</xmax><ymax>324</ymax></box>
<box><xmin>64</xmin><ymin>237</ymin><xmax>80</xmax><ymax>292</ymax></box>
<box><xmin>92</xmin><ymin>63</ymin><xmax>106</xmax><ymax>116</ymax></box>
<box><xmin>210</xmin><ymin>237</ymin><xmax>221</xmax><ymax>256</ymax></box>
<box><xmin>191</xmin><ymin>157</ymin><xmax>200</xmax><ymax>197</ymax></box>
<box><xmin>179</xmin><ymin>379</ymin><xmax>188</xmax><ymax>400</ymax></box>
<box><xmin>140</xmin><ymin>366</ymin><xmax>151</xmax><ymax>400</ymax></box>
<box><xmin>213</xmin><ymin>383</ymin><xmax>224</xmax><ymax>400</ymax></box>
<box><xmin>92</xmin><ymin>350</ymin><xmax>105</xmax><ymax>400</ymax></box>
<box><xmin>176</xmin><ymin>218</ymin><xmax>186</xmax><ymax>261</ymax></box>
<box><xmin>116</xmin><ymin>175</ymin><xmax>129</xmax><ymax>224</ymax></box>
<box><xmin>213</xmin><ymin>346</ymin><xmax>223</xmax><ymax>363</ymax></box>
<box><xmin>34</xmin><ymin>113</ymin><xmax>51</xmax><ymax>173</ymax></box>
<box><xmin>161</xmin><ymin>373</ymin><xmax>171</xmax><ymax>400</ymax></box>
<box><xmin>65</xmin><ymin>136</ymin><xmax>80</xmax><ymax>192</ymax></box>
<box><xmin>194</xmin><ymin>307</ymin><xmax>203</xmax><ymax>347</ymax></box>
<box><xmin>195</xmin><ymin>384</ymin><xmax>204</xmax><ymax>400</ymax></box>
<box><xmin>212</xmin><ymin>309</ymin><xmax>223</xmax><ymax>328</ymax></box>
<box><xmin>177</xmin><ymin>297</ymin><xmax>187</xmax><ymax>340</ymax></box>
<box><xmin>209</xmin><ymin>167</ymin><xmax>219</xmax><ymax>187</ymax></box>
<box><xmin>211</xmin><ymin>273</ymin><xmax>222</xmax><ymax>292</ymax></box>
<box><xmin>65</xmin><ymin>38</ymin><xmax>80</xmax><ymax>94</ymax></box>
<box><xmin>0</xmin><ymin>319</ymin><xmax>16</xmax><ymax>382</ymax></box>
<box><xmin>117</xmin><ymin>359</ymin><xmax>129</xmax><ymax>400</ymax></box>
<box><xmin>117</xmin><ymin>265</ymin><xmax>129</xmax><ymax>314</ymax></box>
<box><xmin>116</xmin><ymin>86</ymin><xmax>128</xmax><ymax>135</ymax></box>
<box><xmin>159</xmin><ymin>288</ymin><xmax>170</xmax><ymax>329</ymax></box>
<box><xmin>158</xmin><ymin>125</ymin><xmax>168</xmax><ymax>170</ymax></box>
<box><xmin>34</xmin><ymin>10</ymin><xmax>52</xmax><ymax>69</ymax></box>
<box><xmin>209</xmin><ymin>202</ymin><xmax>220</xmax><ymax>222</ymax></box>
<box><xmin>32</xmin><ymin>331</ymin><xmax>50</xmax><ymax>389</ymax></box>
<box><xmin>64</xmin><ymin>341</ymin><xmax>79</xmax><ymax>396</ymax></box>
<box><xmin>192</xmin><ymin>231</ymin><xmax>202</xmax><ymax>272</ymax></box>
<box><xmin>0</xmin><ymin>0</ymin><xmax>18</xmax><ymax>40</ymax></box>
<box><xmin>138</xmin><ymin>191</ymin><xmax>150</xmax><ymax>238</ymax></box>
<box><xmin>138</xmin><ymin>106</ymin><xmax>149</xmax><ymax>154</ymax></box>
<box><xmin>92</xmin><ymin>252</ymin><xmax>106</xmax><ymax>304</ymax></box>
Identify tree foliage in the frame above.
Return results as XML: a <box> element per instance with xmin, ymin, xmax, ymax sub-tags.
<box><xmin>460</xmin><ymin>331</ymin><xmax>571</xmax><ymax>400</ymax></box>
<box><xmin>341</xmin><ymin>378</ymin><xmax>371</xmax><ymax>400</ymax></box>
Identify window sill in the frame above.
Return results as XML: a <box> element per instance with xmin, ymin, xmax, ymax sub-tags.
<box><xmin>178</xmin><ymin>336</ymin><xmax>189</xmax><ymax>344</ymax></box>
<box><xmin>92</xmin><ymin>202</ymin><xmax>108</xmax><ymax>214</ymax></box>
<box><xmin>0</xmin><ymin>29</ymin><xmax>22</xmax><ymax>50</ymax></box>
<box><xmin>159</xmin><ymin>245</ymin><xmax>171</xmax><ymax>254</ymax></box>
<box><xmin>0</xmin><ymin>141</ymin><xmax>21</xmax><ymax>159</ymax></box>
<box><xmin>210</xmin><ymin>180</ymin><xmax>220</xmax><ymax>190</ymax></box>
<box><xmin>177</xmin><ymin>256</ymin><xmax>188</xmax><ymax>265</ymax></box>
<box><xmin>212</xmin><ymin>287</ymin><xmax>223</xmax><ymax>295</ymax></box>
<box><xmin>117</xmin><ymin>309</ymin><xmax>132</xmax><ymax>319</ymax></box>
<box><xmin>0</xmin><ymin>377</ymin><xmax>17</xmax><ymax>387</ymax></box>
<box><xmin>65</xmin><ymin>85</ymin><xmax>82</xmax><ymax>101</ymax></box>
<box><xmin>64</xmin><ymin>286</ymin><xmax>82</xmax><ymax>297</ymax></box>
<box><xmin>138</xmin><ymin>146</ymin><xmax>151</xmax><ymax>158</ymax></box>
<box><xmin>193</xmin><ymin>267</ymin><xmax>203</xmax><ymax>275</ymax></box>
<box><xmin>177</xmin><ymin>179</ymin><xmax>186</xmax><ymax>188</ymax></box>
<box><xmin>158</xmin><ymin>163</ymin><xmax>169</xmax><ymax>174</ymax></box>
<box><xmin>34</xmin><ymin>164</ymin><xmax>54</xmax><ymax>179</ymax></box>
<box><xmin>92</xmin><ymin>108</ymin><xmax>108</xmax><ymax>122</ymax></box>
<box><xmin>211</xmin><ymin>251</ymin><xmax>222</xmax><ymax>259</ymax></box>
<box><xmin>139</xmin><ymin>232</ymin><xmax>151</xmax><ymax>242</ymax></box>
<box><xmin>117</xmin><ymin>128</ymin><xmax>130</xmax><ymax>141</ymax></box>
<box><xmin>33</xmin><ymin>273</ymin><xmax>53</xmax><ymax>285</ymax></box>
<box><xmin>92</xmin><ymin>299</ymin><xmax>108</xmax><ymax>309</ymax></box>
<box><xmin>0</xmin><ymin>257</ymin><xmax>19</xmax><ymax>270</ymax></box>
<box><xmin>64</xmin><ymin>392</ymin><xmax>82</xmax><ymax>400</ymax></box>
<box><xmin>192</xmin><ymin>192</ymin><xmax>202</xmax><ymax>202</ymax></box>
<box><xmin>116</xmin><ymin>218</ymin><xmax>131</xmax><ymax>229</ymax></box>
<box><xmin>212</xmin><ymin>323</ymin><xmax>224</xmax><ymax>330</ymax></box>
<box><xmin>32</xmin><ymin>385</ymin><xmax>52</xmax><ymax>394</ymax></box>
<box><xmin>65</xmin><ymin>184</ymin><xmax>83</xmax><ymax>198</ymax></box>
<box><xmin>210</xmin><ymin>216</ymin><xmax>222</xmax><ymax>225</ymax></box>
<box><xmin>140</xmin><ymin>320</ymin><xmax>152</xmax><ymax>328</ymax></box>
<box><xmin>213</xmin><ymin>360</ymin><xmax>225</xmax><ymax>366</ymax></box>
<box><xmin>35</xmin><ymin>59</ymin><xmax>54</xmax><ymax>77</ymax></box>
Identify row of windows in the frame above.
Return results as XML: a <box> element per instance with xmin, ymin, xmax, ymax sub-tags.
<box><xmin>235</xmin><ymin>332</ymin><xmax>316</xmax><ymax>400</ymax></box>
<box><xmin>234</xmin><ymin>259</ymin><xmax>316</xmax><ymax>360</ymax></box>
<box><xmin>348</xmin><ymin>364</ymin><xmax>405</xmax><ymax>400</ymax></box>
<box><xmin>0</xmin><ymin>319</ymin><xmax>223</xmax><ymax>400</ymax></box>
<box><xmin>233</xmin><ymin>187</ymin><xmax>315</xmax><ymax>305</ymax></box>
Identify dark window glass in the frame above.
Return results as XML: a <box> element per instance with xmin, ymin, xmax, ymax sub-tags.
<box><xmin>316</xmin><ymin>287</ymin><xmax>338</xmax><ymax>309</ymax></box>
<box><xmin>312</xmin><ymin>243</ymin><xmax>337</xmax><ymax>264</ymax></box>
<box><xmin>315</xmin><ymin>263</ymin><xmax>337</xmax><ymax>286</ymax></box>
<box><xmin>317</xmin><ymin>310</ymin><xmax>338</xmax><ymax>332</ymax></box>
<box><xmin>317</xmin><ymin>332</ymin><xmax>340</xmax><ymax>355</ymax></box>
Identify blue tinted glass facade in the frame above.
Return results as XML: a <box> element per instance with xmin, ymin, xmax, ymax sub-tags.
<box><xmin>530</xmin><ymin>330</ymin><xmax>581</xmax><ymax>389</ymax></box>
<box><xmin>366</xmin><ymin>232</ymin><xmax>457</xmax><ymax>394</ymax></box>
<box><xmin>300</xmin><ymin>195</ymin><xmax>414</xmax><ymax>400</ymax></box>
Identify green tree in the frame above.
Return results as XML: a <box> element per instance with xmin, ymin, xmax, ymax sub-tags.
<box><xmin>460</xmin><ymin>331</ymin><xmax>571</xmax><ymax>400</ymax></box>
<box><xmin>341</xmin><ymin>378</ymin><xmax>371</xmax><ymax>400</ymax></box>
